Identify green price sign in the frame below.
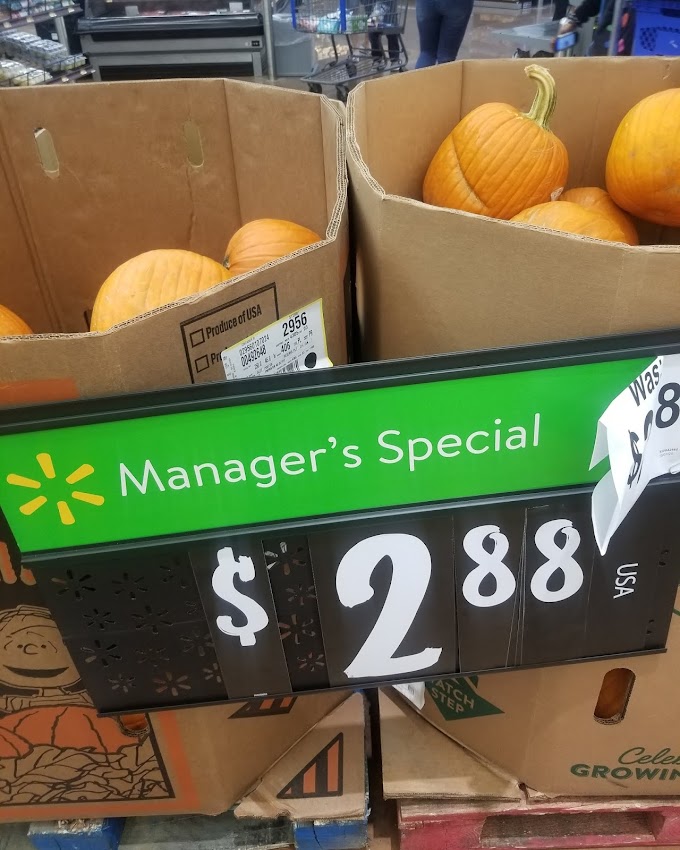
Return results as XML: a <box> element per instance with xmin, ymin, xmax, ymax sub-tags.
<box><xmin>0</xmin><ymin>333</ymin><xmax>668</xmax><ymax>556</ymax></box>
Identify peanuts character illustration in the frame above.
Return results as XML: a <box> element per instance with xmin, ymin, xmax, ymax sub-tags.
<box><xmin>0</xmin><ymin>606</ymin><xmax>84</xmax><ymax>714</ymax></box>
<box><xmin>0</xmin><ymin>555</ymin><xmax>170</xmax><ymax>806</ymax></box>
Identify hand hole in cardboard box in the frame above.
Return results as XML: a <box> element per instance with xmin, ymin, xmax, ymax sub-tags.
<box><xmin>594</xmin><ymin>668</ymin><xmax>635</xmax><ymax>725</ymax></box>
<box><xmin>34</xmin><ymin>127</ymin><xmax>59</xmax><ymax>178</ymax></box>
<box><xmin>184</xmin><ymin>121</ymin><xmax>204</xmax><ymax>169</ymax></box>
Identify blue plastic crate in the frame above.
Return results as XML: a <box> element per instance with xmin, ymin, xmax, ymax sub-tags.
<box><xmin>633</xmin><ymin>0</ymin><xmax>680</xmax><ymax>55</ymax></box>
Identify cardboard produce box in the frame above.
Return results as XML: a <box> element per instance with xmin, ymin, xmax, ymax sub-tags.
<box><xmin>347</xmin><ymin>58</ymin><xmax>680</xmax><ymax>361</ymax></box>
<box><xmin>384</xmin><ymin>593</ymin><xmax>680</xmax><ymax>798</ymax></box>
<box><xmin>0</xmin><ymin>78</ymin><xmax>348</xmax><ymax>397</ymax></box>
<box><xmin>0</xmin><ymin>529</ymin><xmax>362</xmax><ymax>822</ymax></box>
<box><xmin>381</xmin><ymin>690</ymin><xmax>680</xmax><ymax>850</ymax></box>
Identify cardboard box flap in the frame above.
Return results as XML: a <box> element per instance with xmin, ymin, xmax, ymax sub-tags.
<box><xmin>379</xmin><ymin>690</ymin><xmax>522</xmax><ymax>801</ymax></box>
<box><xmin>234</xmin><ymin>693</ymin><xmax>366</xmax><ymax>821</ymax></box>
<box><xmin>321</xmin><ymin>99</ymin><xmax>349</xmax><ymax>239</ymax></box>
<box><xmin>223</xmin><ymin>82</ymin><xmax>331</xmax><ymax>239</ymax></box>
<box><xmin>350</xmin><ymin>64</ymin><xmax>465</xmax><ymax>203</ymax></box>
<box><xmin>157</xmin><ymin>692</ymin><xmax>349</xmax><ymax>817</ymax></box>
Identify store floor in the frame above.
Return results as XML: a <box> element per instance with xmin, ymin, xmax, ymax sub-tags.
<box><xmin>263</xmin><ymin>0</ymin><xmax>556</xmax><ymax>91</ymax></box>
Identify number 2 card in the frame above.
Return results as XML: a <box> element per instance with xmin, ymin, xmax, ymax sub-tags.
<box><xmin>309</xmin><ymin>515</ymin><xmax>458</xmax><ymax>686</ymax></box>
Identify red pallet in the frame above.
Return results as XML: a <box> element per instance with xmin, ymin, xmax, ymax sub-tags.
<box><xmin>398</xmin><ymin>796</ymin><xmax>680</xmax><ymax>850</ymax></box>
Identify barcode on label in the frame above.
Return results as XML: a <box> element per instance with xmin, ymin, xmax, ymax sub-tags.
<box><xmin>281</xmin><ymin>361</ymin><xmax>300</xmax><ymax>373</ymax></box>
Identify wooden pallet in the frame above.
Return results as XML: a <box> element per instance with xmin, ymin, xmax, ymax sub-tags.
<box><xmin>23</xmin><ymin>807</ymin><xmax>368</xmax><ymax>850</ymax></box>
<box><xmin>25</xmin><ymin>814</ymin><xmax>291</xmax><ymax>850</ymax></box>
<box><xmin>398</xmin><ymin>796</ymin><xmax>680</xmax><ymax>850</ymax></box>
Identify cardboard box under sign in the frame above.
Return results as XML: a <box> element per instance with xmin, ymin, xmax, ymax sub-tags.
<box><xmin>0</xmin><ymin>377</ymin><xmax>364</xmax><ymax>823</ymax></box>
<box><xmin>0</xmin><ymin>78</ymin><xmax>348</xmax><ymax>397</ymax></box>
<box><xmin>380</xmin><ymin>689</ymin><xmax>680</xmax><ymax>850</ymax></box>
<box><xmin>347</xmin><ymin>58</ymin><xmax>680</xmax><ymax>361</ymax></box>
<box><xmin>0</xmin><ymin>535</ymin><xmax>364</xmax><ymax>822</ymax></box>
<box><xmin>382</xmin><ymin>590</ymin><xmax>680</xmax><ymax>798</ymax></box>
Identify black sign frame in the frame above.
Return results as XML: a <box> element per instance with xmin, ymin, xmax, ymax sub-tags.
<box><xmin>1</xmin><ymin>328</ymin><xmax>679</xmax><ymax>715</ymax></box>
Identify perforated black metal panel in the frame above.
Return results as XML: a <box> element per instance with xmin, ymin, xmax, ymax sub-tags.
<box><xmin>263</xmin><ymin>535</ymin><xmax>330</xmax><ymax>692</ymax></box>
<box><xmin>38</xmin><ymin>552</ymin><xmax>227</xmax><ymax>712</ymax></box>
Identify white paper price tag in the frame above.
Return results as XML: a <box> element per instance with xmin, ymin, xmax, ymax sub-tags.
<box><xmin>591</xmin><ymin>355</ymin><xmax>680</xmax><ymax>554</ymax></box>
<box><xmin>221</xmin><ymin>299</ymin><xmax>331</xmax><ymax>380</ymax></box>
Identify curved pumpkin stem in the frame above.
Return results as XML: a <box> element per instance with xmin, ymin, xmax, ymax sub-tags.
<box><xmin>523</xmin><ymin>64</ymin><xmax>557</xmax><ymax>131</ymax></box>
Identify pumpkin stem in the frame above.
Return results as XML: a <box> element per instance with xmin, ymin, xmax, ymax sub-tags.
<box><xmin>523</xmin><ymin>64</ymin><xmax>557</xmax><ymax>131</ymax></box>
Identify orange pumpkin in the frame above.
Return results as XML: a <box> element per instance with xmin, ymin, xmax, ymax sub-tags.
<box><xmin>606</xmin><ymin>89</ymin><xmax>680</xmax><ymax>227</ymax></box>
<box><xmin>510</xmin><ymin>201</ymin><xmax>627</xmax><ymax>243</ymax></box>
<box><xmin>0</xmin><ymin>706</ymin><xmax>140</xmax><ymax>753</ymax></box>
<box><xmin>225</xmin><ymin>219</ymin><xmax>322</xmax><ymax>277</ymax></box>
<box><xmin>0</xmin><ymin>304</ymin><xmax>32</xmax><ymax>336</ymax></box>
<box><xmin>423</xmin><ymin>64</ymin><xmax>569</xmax><ymax>220</ymax></box>
<box><xmin>90</xmin><ymin>249</ymin><xmax>230</xmax><ymax>332</ymax></box>
<box><xmin>562</xmin><ymin>187</ymin><xmax>638</xmax><ymax>246</ymax></box>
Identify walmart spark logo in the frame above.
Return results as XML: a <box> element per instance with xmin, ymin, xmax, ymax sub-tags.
<box><xmin>6</xmin><ymin>453</ymin><xmax>105</xmax><ymax>526</ymax></box>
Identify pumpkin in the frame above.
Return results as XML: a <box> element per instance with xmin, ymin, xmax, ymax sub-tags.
<box><xmin>0</xmin><ymin>305</ymin><xmax>32</xmax><ymax>336</ymax></box>
<box><xmin>510</xmin><ymin>201</ymin><xmax>627</xmax><ymax>243</ymax></box>
<box><xmin>90</xmin><ymin>249</ymin><xmax>230</xmax><ymax>332</ymax></box>
<box><xmin>0</xmin><ymin>706</ymin><xmax>139</xmax><ymax>753</ymax></box>
<box><xmin>606</xmin><ymin>89</ymin><xmax>680</xmax><ymax>227</ymax></box>
<box><xmin>562</xmin><ymin>187</ymin><xmax>638</xmax><ymax>246</ymax></box>
<box><xmin>423</xmin><ymin>64</ymin><xmax>569</xmax><ymax>220</ymax></box>
<box><xmin>225</xmin><ymin>219</ymin><xmax>322</xmax><ymax>276</ymax></box>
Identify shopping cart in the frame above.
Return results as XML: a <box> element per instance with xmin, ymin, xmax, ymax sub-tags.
<box><xmin>292</xmin><ymin>0</ymin><xmax>408</xmax><ymax>101</ymax></box>
<box><xmin>493</xmin><ymin>18</ymin><xmax>594</xmax><ymax>56</ymax></box>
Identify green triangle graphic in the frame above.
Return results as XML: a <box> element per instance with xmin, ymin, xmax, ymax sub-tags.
<box><xmin>426</xmin><ymin>678</ymin><xmax>504</xmax><ymax>721</ymax></box>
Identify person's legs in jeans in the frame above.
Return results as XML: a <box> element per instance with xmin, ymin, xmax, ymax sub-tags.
<box><xmin>416</xmin><ymin>0</ymin><xmax>441</xmax><ymax>67</ymax></box>
<box><xmin>387</xmin><ymin>33</ymin><xmax>400</xmax><ymax>60</ymax></box>
<box><xmin>435</xmin><ymin>0</ymin><xmax>473</xmax><ymax>62</ymax></box>
<box><xmin>365</xmin><ymin>1</ymin><xmax>384</xmax><ymax>59</ymax></box>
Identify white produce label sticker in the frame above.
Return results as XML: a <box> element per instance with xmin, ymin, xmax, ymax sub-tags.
<box><xmin>591</xmin><ymin>354</ymin><xmax>680</xmax><ymax>555</ymax></box>
<box><xmin>221</xmin><ymin>299</ymin><xmax>332</xmax><ymax>380</ymax></box>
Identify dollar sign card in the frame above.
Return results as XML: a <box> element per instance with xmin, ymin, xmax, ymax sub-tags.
<box><xmin>191</xmin><ymin>538</ymin><xmax>291</xmax><ymax>698</ymax></box>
